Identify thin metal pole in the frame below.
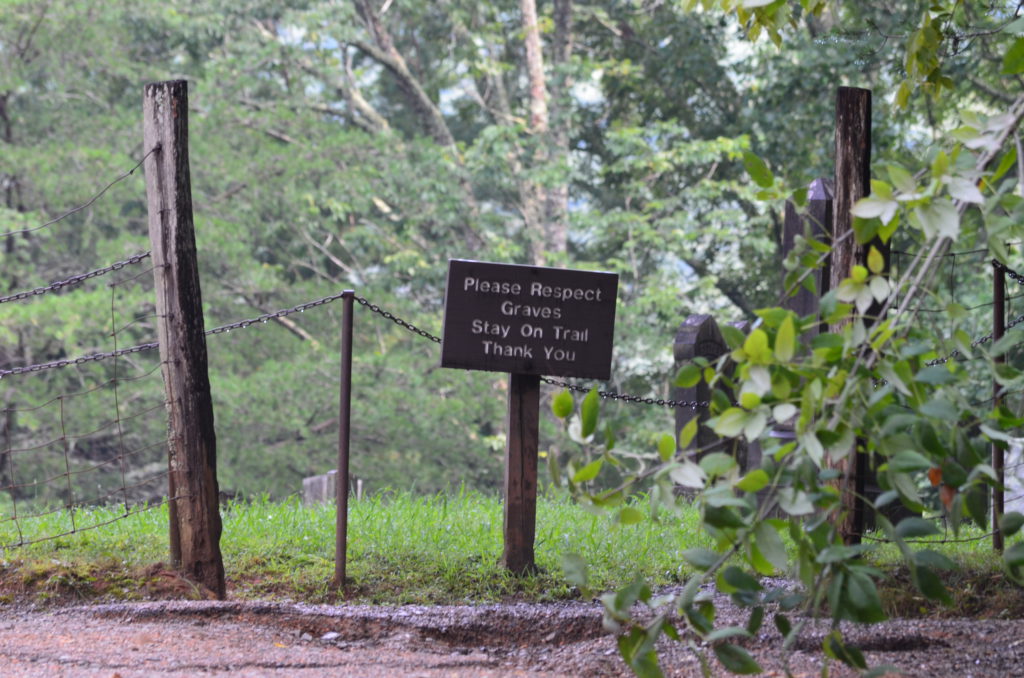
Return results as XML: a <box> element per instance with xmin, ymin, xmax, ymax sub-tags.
<box><xmin>335</xmin><ymin>291</ymin><xmax>355</xmax><ymax>589</ymax></box>
<box><xmin>993</xmin><ymin>264</ymin><xmax>1006</xmax><ymax>553</ymax></box>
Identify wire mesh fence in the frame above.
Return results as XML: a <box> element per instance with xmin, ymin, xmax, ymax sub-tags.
<box><xmin>1</xmin><ymin>153</ymin><xmax>171</xmax><ymax>551</ymax></box>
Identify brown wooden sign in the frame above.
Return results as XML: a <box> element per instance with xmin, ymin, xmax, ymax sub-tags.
<box><xmin>441</xmin><ymin>259</ymin><xmax>618</xmax><ymax>380</ymax></box>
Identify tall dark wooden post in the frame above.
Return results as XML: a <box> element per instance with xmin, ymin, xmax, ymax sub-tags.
<box><xmin>143</xmin><ymin>80</ymin><xmax>226</xmax><ymax>599</ymax></box>
<box><xmin>501</xmin><ymin>373</ymin><xmax>540</xmax><ymax>574</ymax></box>
<box><xmin>829</xmin><ymin>87</ymin><xmax>879</xmax><ymax>545</ymax></box>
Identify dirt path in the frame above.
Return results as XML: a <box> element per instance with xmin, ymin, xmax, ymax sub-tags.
<box><xmin>0</xmin><ymin>600</ymin><xmax>1021</xmax><ymax>677</ymax></box>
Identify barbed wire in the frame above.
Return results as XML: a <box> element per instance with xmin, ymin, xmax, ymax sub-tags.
<box><xmin>0</xmin><ymin>147</ymin><xmax>158</xmax><ymax>241</ymax></box>
<box><xmin>0</xmin><ymin>252</ymin><xmax>151</xmax><ymax>305</ymax></box>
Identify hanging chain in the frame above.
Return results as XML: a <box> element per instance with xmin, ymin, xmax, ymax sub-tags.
<box><xmin>354</xmin><ymin>295</ymin><xmax>442</xmax><ymax>343</ymax></box>
<box><xmin>993</xmin><ymin>259</ymin><xmax>1024</xmax><ymax>286</ymax></box>
<box><xmin>0</xmin><ymin>342</ymin><xmax>159</xmax><ymax>378</ymax></box>
<box><xmin>0</xmin><ymin>252</ymin><xmax>151</xmax><ymax>305</ymax></box>
<box><xmin>540</xmin><ymin>377</ymin><xmax>709</xmax><ymax>410</ymax></box>
<box><xmin>204</xmin><ymin>290</ymin><xmax>351</xmax><ymax>335</ymax></box>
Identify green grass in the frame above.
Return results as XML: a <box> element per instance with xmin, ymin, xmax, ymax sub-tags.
<box><xmin>1</xmin><ymin>492</ymin><xmax>1020</xmax><ymax>614</ymax></box>
<box><xmin>0</xmin><ymin>490</ymin><xmax>712</xmax><ymax>604</ymax></box>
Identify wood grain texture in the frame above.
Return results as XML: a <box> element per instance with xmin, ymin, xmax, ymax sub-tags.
<box><xmin>829</xmin><ymin>87</ymin><xmax>875</xmax><ymax>545</ymax></box>
<box><xmin>143</xmin><ymin>80</ymin><xmax>225</xmax><ymax>599</ymax></box>
<box><xmin>501</xmin><ymin>373</ymin><xmax>540</xmax><ymax>574</ymax></box>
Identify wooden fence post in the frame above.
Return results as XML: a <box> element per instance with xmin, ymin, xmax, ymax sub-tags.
<box><xmin>143</xmin><ymin>80</ymin><xmax>226</xmax><ymax>599</ymax></box>
<box><xmin>830</xmin><ymin>87</ymin><xmax>878</xmax><ymax>545</ymax></box>
<box><xmin>500</xmin><ymin>373</ymin><xmax>540</xmax><ymax>574</ymax></box>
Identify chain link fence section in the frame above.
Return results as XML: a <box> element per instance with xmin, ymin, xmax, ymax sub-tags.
<box><xmin>0</xmin><ymin>252</ymin><xmax>151</xmax><ymax>305</ymax></box>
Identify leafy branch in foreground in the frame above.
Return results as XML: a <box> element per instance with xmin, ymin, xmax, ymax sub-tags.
<box><xmin>550</xmin><ymin>38</ymin><xmax>1024</xmax><ymax>678</ymax></box>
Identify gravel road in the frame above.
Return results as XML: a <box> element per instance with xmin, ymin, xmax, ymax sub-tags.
<box><xmin>0</xmin><ymin>599</ymin><xmax>1021</xmax><ymax>677</ymax></box>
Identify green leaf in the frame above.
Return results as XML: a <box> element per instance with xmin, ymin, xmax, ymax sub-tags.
<box><xmin>824</xmin><ymin>631</ymin><xmax>868</xmax><ymax>670</ymax></box>
<box><xmin>743</xmin><ymin>329</ymin><xmax>773</xmax><ymax>364</ymax></box>
<box><xmin>618</xmin><ymin>506</ymin><xmax>645</xmax><ymax>525</ymax></box>
<box><xmin>670</xmin><ymin>460</ymin><xmax>707</xmax><ymax>489</ymax></box>
<box><xmin>755</xmin><ymin>522</ymin><xmax>788</xmax><ymax>572</ymax></box>
<box><xmin>736</xmin><ymin>469</ymin><xmax>769</xmax><ymax>493</ymax></box>
<box><xmin>867</xmin><ymin>245</ymin><xmax>885</xmax><ymax>274</ymax></box>
<box><xmin>1000</xmin><ymin>511</ymin><xmax>1024</xmax><ymax>538</ymax></box>
<box><xmin>721</xmin><ymin>565</ymin><xmax>762</xmax><ymax>593</ymax></box>
<box><xmin>699</xmin><ymin>452</ymin><xmax>738</xmax><ymax>477</ymax></box>
<box><xmin>657</xmin><ymin>433</ymin><xmax>676</xmax><ymax>462</ymax></box>
<box><xmin>562</xmin><ymin>552</ymin><xmax>589</xmax><ymax>591</ymax></box>
<box><xmin>678</xmin><ymin>417</ymin><xmax>698</xmax><ymax>449</ymax></box>
<box><xmin>681</xmin><ymin>547</ymin><xmax>719</xmax><ymax>571</ymax></box>
<box><xmin>1003</xmin><ymin>37</ymin><xmax>1024</xmax><ymax>74</ymax></box>
<box><xmin>913</xmin><ymin>565</ymin><xmax>953</xmax><ymax>605</ymax></box>
<box><xmin>845</xmin><ymin>571</ymin><xmax>886</xmax><ymax>623</ymax></box>
<box><xmin>774</xmin><ymin>613</ymin><xmax>791</xmax><ymax>638</ymax></box>
<box><xmin>580</xmin><ymin>387</ymin><xmax>599</xmax><ymax>438</ymax></box>
<box><xmin>552</xmin><ymin>390</ymin><xmax>574</xmax><ymax>419</ymax></box>
<box><xmin>713</xmin><ymin>408</ymin><xmax>749</xmax><ymax>438</ymax></box>
<box><xmin>713</xmin><ymin>643</ymin><xmax>762</xmax><ymax>674</ymax></box>
<box><xmin>895</xmin><ymin>517</ymin><xmax>940</xmax><ymax>539</ymax></box>
<box><xmin>706</xmin><ymin>626</ymin><xmax>752</xmax><ymax>644</ymax></box>
<box><xmin>675</xmin><ymin>363</ymin><xmax>702</xmax><ymax>388</ymax></box>
<box><xmin>912</xmin><ymin>199</ymin><xmax>960</xmax><ymax>240</ymax></box>
<box><xmin>851</xmin><ymin>195</ymin><xmax>898</xmax><ymax>224</ymax></box>
<box><xmin>888</xmin><ymin>450</ymin><xmax>933</xmax><ymax>473</ymax></box>
<box><xmin>913</xmin><ymin>549</ymin><xmax>956</xmax><ymax>571</ymax></box>
<box><xmin>775</xmin><ymin>314</ymin><xmax>796</xmax><ymax>362</ymax></box>
<box><xmin>572</xmin><ymin>458</ymin><xmax>603</xmax><ymax>483</ymax></box>
<box><xmin>1005</xmin><ymin>542</ymin><xmax>1024</xmax><ymax>567</ymax></box>
<box><xmin>777</xmin><ymin>488</ymin><xmax>814</xmax><ymax>515</ymax></box>
<box><xmin>742</xmin><ymin>151</ymin><xmax>774</xmax><ymax>188</ymax></box>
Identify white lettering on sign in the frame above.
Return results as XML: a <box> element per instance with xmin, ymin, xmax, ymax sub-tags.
<box><xmin>464</xmin><ymin>277</ymin><xmax>522</xmax><ymax>295</ymax></box>
<box><xmin>520</xmin><ymin>324</ymin><xmax>543</xmax><ymax>339</ymax></box>
<box><xmin>483</xmin><ymin>340</ymin><xmax>534</xmax><ymax>358</ymax></box>
<box><xmin>553</xmin><ymin>326</ymin><xmax>589</xmax><ymax>342</ymax></box>
<box><xmin>544</xmin><ymin>346</ymin><xmax>576</xmax><ymax>362</ymax></box>
<box><xmin>471</xmin><ymin>319</ymin><xmax>510</xmax><ymax>338</ymax></box>
<box><xmin>529</xmin><ymin>282</ymin><xmax>603</xmax><ymax>302</ymax></box>
<box><xmin>499</xmin><ymin>300</ymin><xmax>562</xmax><ymax>320</ymax></box>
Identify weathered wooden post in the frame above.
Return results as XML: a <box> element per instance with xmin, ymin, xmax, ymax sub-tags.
<box><xmin>502</xmin><ymin>373</ymin><xmax>541</xmax><ymax>573</ymax></box>
<box><xmin>143</xmin><ymin>80</ymin><xmax>226</xmax><ymax>599</ymax></box>
<box><xmin>829</xmin><ymin>87</ymin><xmax>879</xmax><ymax>545</ymax></box>
<box><xmin>440</xmin><ymin>259</ymin><xmax>618</xmax><ymax>574</ymax></box>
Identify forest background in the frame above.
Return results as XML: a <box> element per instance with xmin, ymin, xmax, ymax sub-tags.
<box><xmin>1</xmin><ymin>0</ymin><xmax>1019</xmax><ymax>503</ymax></box>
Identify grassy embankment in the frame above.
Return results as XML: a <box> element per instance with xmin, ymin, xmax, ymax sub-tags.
<box><xmin>0</xmin><ymin>490</ymin><xmax>1021</xmax><ymax>617</ymax></box>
